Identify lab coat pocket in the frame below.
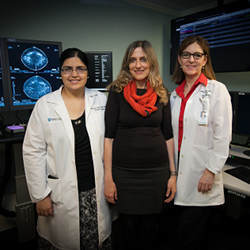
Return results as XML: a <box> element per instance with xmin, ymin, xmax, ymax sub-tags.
<box><xmin>47</xmin><ymin>178</ymin><xmax>62</xmax><ymax>204</ymax></box>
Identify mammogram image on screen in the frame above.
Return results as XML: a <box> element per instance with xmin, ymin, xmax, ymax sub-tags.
<box><xmin>23</xmin><ymin>75</ymin><xmax>52</xmax><ymax>100</ymax></box>
<box><xmin>21</xmin><ymin>47</ymin><xmax>48</xmax><ymax>71</ymax></box>
<box><xmin>7</xmin><ymin>41</ymin><xmax>61</xmax><ymax>106</ymax></box>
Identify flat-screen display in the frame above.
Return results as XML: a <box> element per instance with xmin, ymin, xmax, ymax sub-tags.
<box><xmin>0</xmin><ymin>39</ymin><xmax>8</xmax><ymax>110</ymax></box>
<box><xmin>85</xmin><ymin>51</ymin><xmax>112</xmax><ymax>90</ymax></box>
<box><xmin>0</xmin><ymin>47</ymin><xmax>5</xmax><ymax>108</ymax></box>
<box><xmin>170</xmin><ymin>1</ymin><xmax>250</xmax><ymax>73</ymax></box>
<box><xmin>230</xmin><ymin>91</ymin><xmax>250</xmax><ymax>156</ymax></box>
<box><xmin>4</xmin><ymin>38</ymin><xmax>62</xmax><ymax>110</ymax></box>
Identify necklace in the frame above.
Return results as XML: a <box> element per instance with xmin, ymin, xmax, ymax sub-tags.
<box><xmin>72</xmin><ymin>114</ymin><xmax>84</xmax><ymax>125</ymax></box>
<box><xmin>74</xmin><ymin>119</ymin><xmax>82</xmax><ymax>125</ymax></box>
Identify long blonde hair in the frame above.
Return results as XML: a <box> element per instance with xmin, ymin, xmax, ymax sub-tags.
<box><xmin>108</xmin><ymin>40</ymin><xmax>168</xmax><ymax>104</ymax></box>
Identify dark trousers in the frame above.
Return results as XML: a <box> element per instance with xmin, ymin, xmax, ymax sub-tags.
<box><xmin>112</xmin><ymin>213</ymin><xmax>160</xmax><ymax>250</ymax></box>
<box><xmin>174</xmin><ymin>205</ymin><xmax>223</xmax><ymax>250</ymax></box>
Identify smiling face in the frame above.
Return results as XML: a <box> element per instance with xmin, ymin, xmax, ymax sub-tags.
<box><xmin>178</xmin><ymin>42</ymin><xmax>207</xmax><ymax>80</ymax></box>
<box><xmin>61</xmin><ymin>56</ymin><xmax>88</xmax><ymax>93</ymax></box>
<box><xmin>128</xmin><ymin>47</ymin><xmax>150</xmax><ymax>84</ymax></box>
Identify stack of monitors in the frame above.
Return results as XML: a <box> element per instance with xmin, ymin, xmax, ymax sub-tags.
<box><xmin>3</xmin><ymin>38</ymin><xmax>62</xmax><ymax>110</ymax></box>
<box><xmin>0</xmin><ymin>39</ymin><xmax>113</xmax><ymax>112</ymax></box>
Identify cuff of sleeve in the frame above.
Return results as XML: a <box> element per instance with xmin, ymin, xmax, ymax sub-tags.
<box><xmin>30</xmin><ymin>187</ymin><xmax>52</xmax><ymax>203</ymax></box>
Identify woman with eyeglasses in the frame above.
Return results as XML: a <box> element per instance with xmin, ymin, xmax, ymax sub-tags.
<box><xmin>23</xmin><ymin>48</ymin><xmax>112</xmax><ymax>250</ymax></box>
<box><xmin>170</xmin><ymin>35</ymin><xmax>232</xmax><ymax>250</ymax></box>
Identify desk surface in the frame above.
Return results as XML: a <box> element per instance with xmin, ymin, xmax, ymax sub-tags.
<box><xmin>230</xmin><ymin>144</ymin><xmax>250</xmax><ymax>160</ymax></box>
<box><xmin>0</xmin><ymin>133</ymin><xmax>24</xmax><ymax>143</ymax></box>
<box><xmin>223</xmin><ymin>164</ymin><xmax>250</xmax><ymax>197</ymax></box>
<box><xmin>223</xmin><ymin>144</ymin><xmax>250</xmax><ymax>196</ymax></box>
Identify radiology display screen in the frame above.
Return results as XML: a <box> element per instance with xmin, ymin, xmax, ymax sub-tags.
<box><xmin>178</xmin><ymin>8</ymin><xmax>250</xmax><ymax>49</ymax></box>
<box><xmin>6</xmin><ymin>39</ymin><xmax>62</xmax><ymax>109</ymax></box>
<box><xmin>85</xmin><ymin>51</ymin><xmax>112</xmax><ymax>90</ymax></box>
<box><xmin>170</xmin><ymin>2</ymin><xmax>250</xmax><ymax>73</ymax></box>
<box><xmin>0</xmin><ymin>48</ymin><xmax>4</xmax><ymax>108</ymax></box>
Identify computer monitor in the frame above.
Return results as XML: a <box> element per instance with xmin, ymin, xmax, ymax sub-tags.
<box><xmin>3</xmin><ymin>38</ymin><xmax>62</xmax><ymax>110</ymax></box>
<box><xmin>230</xmin><ymin>91</ymin><xmax>250</xmax><ymax>156</ymax></box>
<box><xmin>170</xmin><ymin>1</ymin><xmax>250</xmax><ymax>73</ymax></box>
<box><xmin>0</xmin><ymin>45</ymin><xmax>5</xmax><ymax>108</ymax></box>
<box><xmin>0</xmin><ymin>39</ymin><xmax>9</xmax><ymax>111</ymax></box>
<box><xmin>85</xmin><ymin>51</ymin><xmax>113</xmax><ymax>90</ymax></box>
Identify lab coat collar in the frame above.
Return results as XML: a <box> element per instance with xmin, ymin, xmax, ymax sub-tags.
<box><xmin>45</xmin><ymin>86</ymin><xmax>100</xmax><ymax>150</ymax></box>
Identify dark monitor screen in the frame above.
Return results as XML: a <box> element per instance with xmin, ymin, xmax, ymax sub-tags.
<box><xmin>85</xmin><ymin>51</ymin><xmax>112</xmax><ymax>90</ymax></box>
<box><xmin>235</xmin><ymin>92</ymin><xmax>250</xmax><ymax>136</ymax></box>
<box><xmin>170</xmin><ymin>2</ymin><xmax>250</xmax><ymax>73</ymax></box>
<box><xmin>230</xmin><ymin>91</ymin><xmax>250</xmax><ymax>136</ymax></box>
<box><xmin>229</xmin><ymin>91</ymin><xmax>250</xmax><ymax>156</ymax></box>
<box><xmin>5</xmin><ymin>38</ymin><xmax>62</xmax><ymax>110</ymax></box>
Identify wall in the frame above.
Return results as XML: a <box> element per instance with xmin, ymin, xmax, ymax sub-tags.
<box><xmin>0</xmin><ymin>0</ymin><xmax>175</xmax><ymax>89</ymax></box>
<box><xmin>1</xmin><ymin>0</ymin><xmax>249</xmax><ymax>92</ymax></box>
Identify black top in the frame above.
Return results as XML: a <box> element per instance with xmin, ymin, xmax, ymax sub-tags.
<box><xmin>105</xmin><ymin>89</ymin><xmax>173</xmax><ymax>169</ymax></box>
<box><xmin>71</xmin><ymin>113</ymin><xmax>95</xmax><ymax>191</ymax></box>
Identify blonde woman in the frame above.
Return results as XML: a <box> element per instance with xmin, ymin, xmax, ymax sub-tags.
<box><xmin>104</xmin><ymin>40</ymin><xmax>176</xmax><ymax>250</ymax></box>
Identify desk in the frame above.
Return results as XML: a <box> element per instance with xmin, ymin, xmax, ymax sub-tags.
<box><xmin>229</xmin><ymin>144</ymin><xmax>250</xmax><ymax>160</ymax></box>
<box><xmin>223</xmin><ymin>164</ymin><xmax>250</xmax><ymax>197</ymax></box>
<box><xmin>222</xmin><ymin>144</ymin><xmax>250</xmax><ymax>219</ymax></box>
<box><xmin>222</xmin><ymin>144</ymin><xmax>250</xmax><ymax>197</ymax></box>
<box><xmin>0</xmin><ymin>133</ymin><xmax>36</xmax><ymax>242</ymax></box>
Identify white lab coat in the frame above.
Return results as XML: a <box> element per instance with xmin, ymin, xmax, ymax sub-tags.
<box><xmin>170</xmin><ymin>79</ymin><xmax>232</xmax><ymax>206</ymax></box>
<box><xmin>23</xmin><ymin>86</ymin><xmax>111</xmax><ymax>250</ymax></box>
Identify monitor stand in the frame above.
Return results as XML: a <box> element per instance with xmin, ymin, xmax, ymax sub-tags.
<box><xmin>243</xmin><ymin>150</ymin><xmax>250</xmax><ymax>157</ymax></box>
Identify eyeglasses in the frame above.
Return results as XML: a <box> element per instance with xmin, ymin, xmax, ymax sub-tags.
<box><xmin>61</xmin><ymin>66</ymin><xmax>88</xmax><ymax>75</ymax></box>
<box><xmin>181</xmin><ymin>52</ymin><xmax>206</xmax><ymax>60</ymax></box>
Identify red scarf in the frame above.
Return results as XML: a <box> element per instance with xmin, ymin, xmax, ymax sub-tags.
<box><xmin>123</xmin><ymin>80</ymin><xmax>158</xmax><ymax>117</ymax></box>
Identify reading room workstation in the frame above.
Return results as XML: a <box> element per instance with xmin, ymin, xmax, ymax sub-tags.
<box><xmin>0</xmin><ymin>0</ymin><xmax>249</xmax><ymax>249</ymax></box>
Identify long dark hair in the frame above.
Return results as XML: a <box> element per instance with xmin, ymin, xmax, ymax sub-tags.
<box><xmin>60</xmin><ymin>48</ymin><xmax>89</xmax><ymax>69</ymax></box>
<box><xmin>172</xmin><ymin>35</ymin><xmax>216</xmax><ymax>84</ymax></box>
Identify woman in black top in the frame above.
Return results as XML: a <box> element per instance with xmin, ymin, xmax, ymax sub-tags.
<box><xmin>104</xmin><ymin>40</ymin><xmax>176</xmax><ymax>250</ymax></box>
<box><xmin>23</xmin><ymin>48</ymin><xmax>112</xmax><ymax>250</ymax></box>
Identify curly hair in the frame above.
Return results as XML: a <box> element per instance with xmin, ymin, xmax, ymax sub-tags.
<box><xmin>108</xmin><ymin>40</ymin><xmax>168</xmax><ymax>104</ymax></box>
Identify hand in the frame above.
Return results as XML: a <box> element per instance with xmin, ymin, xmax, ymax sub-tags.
<box><xmin>36</xmin><ymin>195</ymin><xmax>54</xmax><ymax>217</ymax></box>
<box><xmin>164</xmin><ymin>176</ymin><xmax>176</xmax><ymax>203</ymax></box>
<box><xmin>198</xmin><ymin>168</ymin><xmax>215</xmax><ymax>193</ymax></box>
<box><xmin>104</xmin><ymin>177</ymin><xmax>117</xmax><ymax>204</ymax></box>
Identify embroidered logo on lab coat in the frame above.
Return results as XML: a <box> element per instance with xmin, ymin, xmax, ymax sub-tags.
<box><xmin>48</xmin><ymin>117</ymin><xmax>62</xmax><ymax>122</ymax></box>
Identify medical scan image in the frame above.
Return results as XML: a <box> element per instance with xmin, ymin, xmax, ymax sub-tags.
<box><xmin>21</xmin><ymin>46</ymin><xmax>48</xmax><ymax>71</ymax></box>
<box><xmin>23</xmin><ymin>75</ymin><xmax>52</xmax><ymax>100</ymax></box>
